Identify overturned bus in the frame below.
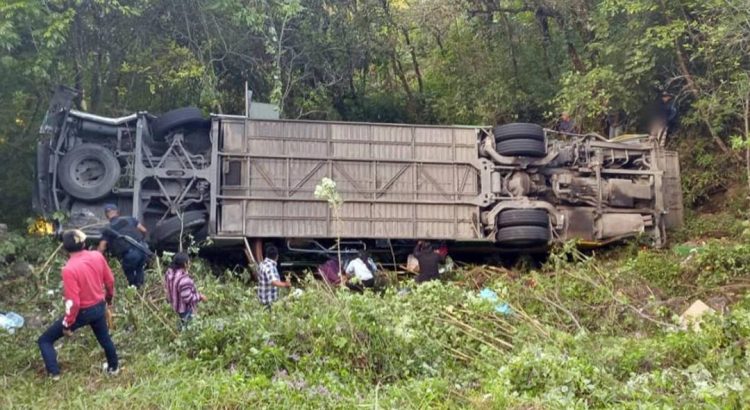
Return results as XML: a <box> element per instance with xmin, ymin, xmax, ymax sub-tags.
<box><xmin>34</xmin><ymin>86</ymin><xmax>683</xmax><ymax>261</ymax></box>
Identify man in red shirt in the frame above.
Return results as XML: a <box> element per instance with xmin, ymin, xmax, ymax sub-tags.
<box><xmin>37</xmin><ymin>229</ymin><xmax>119</xmax><ymax>379</ymax></box>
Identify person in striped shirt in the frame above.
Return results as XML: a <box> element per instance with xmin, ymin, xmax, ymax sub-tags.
<box><xmin>164</xmin><ymin>253</ymin><xmax>206</xmax><ymax>329</ymax></box>
<box><xmin>257</xmin><ymin>245</ymin><xmax>290</xmax><ymax>310</ymax></box>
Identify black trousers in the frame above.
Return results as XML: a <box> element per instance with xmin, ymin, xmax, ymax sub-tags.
<box><xmin>346</xmin><ymin>278</ymin><xmax>375</xmax><ymax>292</ymax></box>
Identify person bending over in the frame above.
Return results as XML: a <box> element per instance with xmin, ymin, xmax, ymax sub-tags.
<box><xmin>344</xmin><ymin>250</ymin><xmax>377</xmax><ymax>292</ymax></box>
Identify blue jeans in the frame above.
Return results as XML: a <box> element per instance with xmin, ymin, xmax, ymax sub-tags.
<box><xmin>38</xmin><ymin>302</ymin><xmax>118</xmax><ymax>376</ymax></box>
<box><xmin>178</xmin><ymin>309</ymin><xmax>192</xmax><ymax>330</ymax></box>
<box><xmin>121</xmin><ymin>248</ymin><xmax>147</xmax><ymax>288</ymax></box>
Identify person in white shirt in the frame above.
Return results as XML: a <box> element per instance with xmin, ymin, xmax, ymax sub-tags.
<box><xmin>343</xmin><ymin>250</ymin><xmax>376</xmax><ymax>292</ymax></box>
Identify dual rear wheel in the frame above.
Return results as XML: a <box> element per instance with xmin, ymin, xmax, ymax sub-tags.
<box><xmin>493</xmin><ymin>123</ymin><xmax>546</xmax><ymax>157</ymax></box>
<box><xmin>496</xmin><ymin>209</ymin><xmax>550</xmax><ymax>247</ymax></box>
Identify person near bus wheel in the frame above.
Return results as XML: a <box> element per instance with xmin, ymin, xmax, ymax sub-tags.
<box><xmin>98</xmin><ymin>204</ymin><xmax>150</xmax><ymax>288</ymax></box>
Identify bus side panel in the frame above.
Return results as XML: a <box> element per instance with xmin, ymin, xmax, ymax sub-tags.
<box><xmin>215</xmin><ymin>118</ymin><xmax>484</xmax><ymax>240</ymax></box>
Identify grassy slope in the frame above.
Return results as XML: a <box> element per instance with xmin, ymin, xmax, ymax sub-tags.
<box><xmin>2</xmin><ymin>207</ymin><xmax>750</xmax><ymax>409</ymax></box>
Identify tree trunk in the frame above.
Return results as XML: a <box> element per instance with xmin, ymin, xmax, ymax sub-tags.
<box><xmin>500</xmin><ymin>13</ymin><xmax>520</xmax><ymax>87</ymax></box>
<box><xmin>535</xmin><ymin>8</ymin><xmax>554</xmax><ymax>80</ymax></box>
<box><xmin>674</xmin><ymin>44</ymin><xmax>738</xmax><ymax>159</ymax></box>
<box><xmin>391</xmin><ymin>52</ymin><xmax>414</xmax><ymax>102</ymax></box>
<box><xmin>402</xmin><ymin>29</ymin><xmax>423</xmax><ymax>94</ymax></box>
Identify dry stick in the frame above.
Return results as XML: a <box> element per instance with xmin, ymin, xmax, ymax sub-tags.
<box><xmin>439</xmin><ymin>317</ymin><xmax>510</xmax><ymax>353</ymax></box>
<box><xmin>444</xmin><ymin>316</ymin><xmax>514</xmax><ymax>346</ymax></box>
<box><xmin>135</xmin><ymin>290</ymin><xmax>179</xmax><ymax>338</ymax></box>
<box><xmin>443</xmin><ymin>309</ymin><xmax>516</xmax><ymax>336</ymax></box>
<box><xmin>440</xmin><ymin>340</ymin><xmax>475</xmax><ymax>362</ymax></box>
<box><xmin>509</xmin><ymin>304</ymin><xmax>552</xmax><ymax>340</ymax></box>
<box><xmin>41</xmin><ymin>243</ymin><xmax>64</xmax><ymax>284</ymax></box>
<box><xmin>537</xmin><ymin>291</ymin><xmax>585</xmax><ymax>332</ymax></box>
<box><xmin>387</xmin><ymin>238</ymin><xmax>397</xmax><ymax>271</ymax></box>
<box><xmin>567</xmin><ymin>268</ymin><xmax>673</xmax><ymax>328</ymax></box>
<box><xmin>439</xmin><ymin>312</ymin><xmax>514</xmax><ymax>349</ymax></box>
<box><xmin>454</xmin><ymin>307</ymin><xmax>516</xmax><ymax>334</ymax></box>
<box><xmin>242</xmin><ymin>237</ymin><xmax>259</xmax><ymax>281</ymax></box>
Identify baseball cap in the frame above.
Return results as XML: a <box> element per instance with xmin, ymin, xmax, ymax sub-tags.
<box><xmin>103</xmin><ymin>203</ymin><xmax>118</xmax><ymax>212</ymax></box>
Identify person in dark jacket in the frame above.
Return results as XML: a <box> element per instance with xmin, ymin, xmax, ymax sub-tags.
<box><xmin>651</xmin><ymin>91</ymin><xmax>679</xmax><ymax>146</ymax></box>
<box><xmin>164</xmin><ymin>252</ymin><xmax>206</xmax><ymax>329</ymax></box>
<box><xmin>38</xmin><ymin>230</ymin><xmax>118</xmax><ymax>380</ymax></box>
<box><xmin>98</xmin><ymin>204</ymin><xmax>149</xmax><ymax>288</ymax></box>
<box><xmin>413</xmin><ymin>241</ymin><xmax>446</xmax><ymax>284</ymax></box>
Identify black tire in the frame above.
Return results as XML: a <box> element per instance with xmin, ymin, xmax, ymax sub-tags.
<box><xmin>498</xmin><ymin>209</ymin><xmax>549</xmax><ymax>228</ymax></box>
<box><xmin>494</xmin><ymin>123</ymin><xmax>545</xmax><ymax>142</ymax></box>
<box><xmin>496</xmin><ymin>226</ymin><xmax>550</xmax><ymax>247</ymax></box>
<box><xmin>152</xmin><ymin>210</ymin><xmax>208</xmax><ymax>244</ymax></box>
<box><xmin>182</xmin><ymin>122</ymin><xmax>212</xmax><ymax>154</ymax></box>
<box><xmin>143</xmin><ymin>128</ymin><xmax>169</xmax><ymax>156</ymax></box>
<box><xmin>496</xmin><ymin>138</ymin><xmax>546</xmax><ymax>157</ymax></box>
<box><xmin>57</xmin><ymin>143</ymin><xmax>121</xmax><ymax>200</ymax></box>
<box><xmin>151</xmin><ymin>107</ymin><xmax>208</xmax><ymax>139</ymax></box>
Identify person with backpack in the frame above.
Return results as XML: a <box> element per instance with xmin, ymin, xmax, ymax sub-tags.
<box><xmin>343</xmin><ymin>250</ymin><xmax>377</xmax><ymax>292</ymax></box>
<box><xmin>98</xmin><ymin>204</ymin><xmax>149</xmax><ymax>288</ymax></box>
<box><xmin>38</xmin><ymin>230</ymin><xmax>119</xmax><ymax>380</ymax></box>
<box><xmin>164</xmin><ymin>252</ymin><xmax>206</xmax><ymax>329</ymax></box>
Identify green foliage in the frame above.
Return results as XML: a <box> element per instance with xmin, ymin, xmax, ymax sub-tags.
<box><xmin>689</xmin><ymin>240</ymin><xmax>750</xmax><ymax>288</ymax></box>
<box><xmin>3</xmin><ymin>234</ymin><xmax>750</xmax><ymax>408</ymax></box>
<box><xmin>624</xmin><ymin>250</ymin><xmax>683</xmax><ymax>293</ymax></box>
<box><xmin>674</xmin><ymin>137</ymin><xmax>737</xmax><ymax>208</ymax></box>
<box><xmin>674</xmin><ymin>211</ymin><xmax>747</xmax><ymax>242</ymax></box>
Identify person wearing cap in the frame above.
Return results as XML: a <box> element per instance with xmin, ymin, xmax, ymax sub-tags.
<box><xmin>98</xmin><ymin>204</ymin><xmax>149</xmax><ymax>288</ymax></box>
<box><xmin>164</xmin><ymin>252</ymin><xmax>206</xmax><ymax>329</ymax></box>
<box><xmin>38</xmin><ymin>230</ymin><xmax>119</xmax><ymax>379</ymax></box>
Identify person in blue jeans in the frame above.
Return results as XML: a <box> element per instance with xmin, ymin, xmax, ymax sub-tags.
<box><xmin>98</xmin><ymin>204</ymin><xmax>149</xmax><ymax>288</ymax></box>
<box><xmin>38</xmin><ymin>230</ymin><xmax>119</xmax><ymax>379</ymax></box>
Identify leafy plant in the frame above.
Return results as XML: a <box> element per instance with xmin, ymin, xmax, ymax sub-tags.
<box><xmin>314</xmin><ymin>177</ymin><xmax>344</xmax><ymax>270</ymax></box>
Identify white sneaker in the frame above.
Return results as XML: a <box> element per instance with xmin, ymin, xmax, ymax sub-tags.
<box><xmin>102</xmin><ymin>362</ymin><xmax>120</xmax><ymax>376</ymax></box>
<box><xmin>50</xmin><ymin>374</ymin><xmax>61</xmax><ymax>381</ymax></box>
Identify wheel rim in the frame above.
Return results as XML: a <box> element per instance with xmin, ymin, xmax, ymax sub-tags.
<box><xmin>73</xmin><ymin>158</ymin><xmax>106</xmax><ymax>188</ymax></box>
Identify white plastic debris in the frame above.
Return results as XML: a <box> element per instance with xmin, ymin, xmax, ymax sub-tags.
<box><xmin>0</xmin><ymin>312</ymin><xmax>25</xmax><ymax>334</ymax></box>
<box><xmin>679</xmin><ymin>300</ymin><xmax>715</xmax><ymax>331</ymax></box>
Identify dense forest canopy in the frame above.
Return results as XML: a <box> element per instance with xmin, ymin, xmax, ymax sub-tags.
<box><xmin>1</xmin><ymin>0</ymin><xmax>750</xmax><ymax>226</ymax></box>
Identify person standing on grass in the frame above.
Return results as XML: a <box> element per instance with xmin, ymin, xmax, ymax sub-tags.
<box><xmin>38</xmin><ymin>230</ymin><xmax>118</xmax><ymax>380</ymax></box>
<box><xmin>257</xmin><ymin>245</ymin><xmax>291</xmax><ymax>310</ymax></box>
<box><xmin>164</xmin><ymin>252</ymin><xmax>206</xmax><ymax>330</ymax></box>
<box><xmin>98</xmin><ymin>204</ymin><xmax>149</xmax><ymax>288</ymax></box>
